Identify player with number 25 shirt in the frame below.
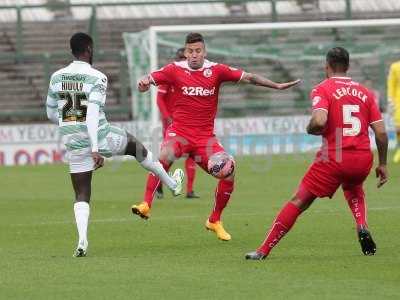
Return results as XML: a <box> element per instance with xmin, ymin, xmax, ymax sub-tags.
<box><xmin>46</xmin><ymin>32</ymin><xmax>184</xmax><ymax>257</ymax></box>
<box><xmin>246</xmin><ymin>47</ymin><xmax>389</xmax><ymax>260</ymax></box>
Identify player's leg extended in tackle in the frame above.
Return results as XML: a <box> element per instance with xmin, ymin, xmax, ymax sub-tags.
<box><xmin>131</xmin><ymin>132</ymin><xmax>186</xmax><ymax>220</ymax></box>
<box><xmin>245</xmin><ymin>184</ymin><xmax>317</xmax><ymax>260</ymax></box>
<box><xmin>246</xmin><ymin>152</ymin><xmax>377</xmax><ymax>260</ymax></box>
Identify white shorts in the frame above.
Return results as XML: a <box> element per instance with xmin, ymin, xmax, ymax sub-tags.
<box><xmin>68</xmin><ymin>126</ymin><xmax>128</xmax><ymax>174</ymax></box>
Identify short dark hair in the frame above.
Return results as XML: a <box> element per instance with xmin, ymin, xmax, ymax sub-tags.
<box><xmin>175</xmin><ymin>48</ymin><xmax>185</xmax><ymax>60</ymax></box>
<box><xmin>185</xmin><ymin>32</ymin><xmax>204</xmax><ymax>44</ymax></box>
<box><xmin>326</xmin><ymin>47</ymin><xmax>349</xmax><ymax>72</ymax></box>
<box><xmin>70</xmin><ymin>32</ymin><xmax>93</xmax><ymax>57</ymax></box>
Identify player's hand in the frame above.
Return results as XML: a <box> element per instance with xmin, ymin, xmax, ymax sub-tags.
<box><xmin>137</xmin><ymin>76</ymin><xmax>151</xmax><ymax>92</ymax></box>
<box><xmin>276</xmin><ymin>79</ymin><xmax>301</xmax><ymax>90</ymax></box>
<box><xmin>92</xmin><ymin>152</ymin><xmax>104</xmax><ymax>170</ymax></box>
<box><xmin>375</xmin><ymin>165</ymin><xmax>388</xmax><ymax>188</ymax></box>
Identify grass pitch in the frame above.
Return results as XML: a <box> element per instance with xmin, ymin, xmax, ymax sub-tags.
<box><xmin>1</xmin><ymin>154</ymin><xmax>399</xmax><ymax>300</ymax></box>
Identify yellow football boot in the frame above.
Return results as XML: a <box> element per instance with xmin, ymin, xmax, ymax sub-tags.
<box><xmin>131</xmin><ymin>202</ymin><xmax>150</xmax><ymax>220</ymax></box>
<box><xmin>205</xmin><ymin>220</ymin><xmax>231</xmax><ymax>241</ymax></box>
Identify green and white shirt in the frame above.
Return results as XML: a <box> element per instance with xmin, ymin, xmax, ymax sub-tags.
<box><xmin>46</xmin><ymin>61</ymin><xmax>110</xmax><ymax>153</ymax></box>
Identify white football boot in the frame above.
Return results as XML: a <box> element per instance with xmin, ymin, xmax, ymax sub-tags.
<box><xmin>73</xmin><ymin>240</ymin><xmax>88</xmax><ymax>257</ymax></box>
<box><xmin>170</xmin><ymin>168</ymin><xmax>184</xmax><ymax>197</ymax></box>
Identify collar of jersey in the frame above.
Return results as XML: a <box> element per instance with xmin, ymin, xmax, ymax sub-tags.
<box><xmin>174</xmin><ymin>59</ymin><xmax>217</xmax><ymax>71</ymax></box>
<box><xmin>72</xmin><ymin>60</ymin><xmax>90</xmax><ymax>65</ymax></box>
<box><xmin>331</xmin><ymin>76</ymin><xmax>351</xmax><ymax>79</ymax></box>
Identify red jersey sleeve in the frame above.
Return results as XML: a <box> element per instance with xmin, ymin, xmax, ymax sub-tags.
<box><xmin>217</xmin><ymin>64</ymin><xmax>244</xmax><ymax>83</ymax></box>
<box><xmin>157</xmin><ymin>84</ymin><xmax>171</xmax><ymax>119</ymax></box>
<box><xmin>150</xmin><ymin>64</ymin><xmax>175</xmax><ymax>86</ymax></box>
<box><xmin>310</xmin><ymin>85</ymin><xmax>329</xmax><ymax>112</ymax></box>
<box><xmin>368</xmin><ymin>92</ymin><xmax>383</xmax><ymax>124</ymax></box>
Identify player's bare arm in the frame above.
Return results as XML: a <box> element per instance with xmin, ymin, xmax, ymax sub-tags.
<box><xmin>306</xmin><ymin>109</ymin><xmax>328</xmax><ymax>135</ymax></box>
<box><xmin>370</xmin><ymin>120</ymin><xmax>389</xmax><ymax>188</ymax></box>
<box><xmin>241</xmin><ymin>72</ymin><xmax>301</xmax><ymax>90</ymax></box>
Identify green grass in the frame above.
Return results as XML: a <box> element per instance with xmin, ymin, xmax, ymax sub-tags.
<box><xmin>1</xmin><ymin>154</ymin><xmax>399</xmax><ymax>300</ymax></box>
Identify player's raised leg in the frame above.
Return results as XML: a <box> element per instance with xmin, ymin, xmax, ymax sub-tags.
<box><xmin>245</xmin><ymin>185</ymin><xmax>316</xmax><ymax>260</ymax></box>
<box><xmin>71</xmin><ymin>171</ymin><xmax>92</xmax><ymax>257</ymax></box>
<box><xmin>124</xmin><ymin>132</ymin><xmax>182</xmax><ymax>195</ymax></box>
<box><xmin>131</xmin><ymin>134</ymin><xmax>185</xmax><ymax>219</ymax></box>
<box><xmin>343</xmin><ymin>183</ymin><xmax>376</xmax><ymax>255</ymax></box>
<box><xmin>185</xmin><ymin>157</ymin><xmax>199</xmax><ymax>198</ymax></box>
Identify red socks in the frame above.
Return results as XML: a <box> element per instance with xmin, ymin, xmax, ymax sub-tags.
<box><xmin>144</xmin><ymin>160</ymin><xmax>170</xmax><ymax>207</ymax></box>
<box><xmin>185</xmin><ymin>157</ymin><xmax>196</xmax><ymax>193</ymax></box>
<box><xmin>343</xmin><ymin>185</ymin><xmax>367</xmax><ymax>229</ymax></box>
<box><xmin>257</xmin><ymin>202</ymin><xmax>302</xmax><ymax>256</ymax></box>
<box><xmin>209</xmin><ymin>179</ymin><xmax>234</xmax><ymax>223</ymax></box>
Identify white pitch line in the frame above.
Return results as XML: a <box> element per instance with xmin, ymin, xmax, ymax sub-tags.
<box><xmin>9</xmin><ymin>205</ymin><xmax>400</xmax><ymax>227</ymax></box>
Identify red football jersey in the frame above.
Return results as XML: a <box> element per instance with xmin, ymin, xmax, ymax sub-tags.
<box><xmin>311</xmin><ymin>76</ymin><xmax>382</xmax><ymax>152</ymax></box>
<box><xmin>151</xmin><ymin>60</ymin><xmax>244</xmax><ymax>137</ymax></box>
<box><xmin>157</xmin><ymin>84</ymin><xmax>174</xmax><ymax>119</ymax></box>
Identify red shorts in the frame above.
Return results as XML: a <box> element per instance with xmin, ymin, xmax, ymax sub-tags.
<box><xmin>162</xmin><ymin>125</ymin><xmax>226</xmax><ymax>172</ymax></box>
<box><xmin>300</xmin><ymin>151</ymin><xmax>373</xmax><ymax>198</ymax></box>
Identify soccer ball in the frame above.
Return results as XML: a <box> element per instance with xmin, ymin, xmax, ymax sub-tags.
<box><xmin>207</xmin><ymin>152</ymin><xmax>235</xmax><ymax>179</ymax></box>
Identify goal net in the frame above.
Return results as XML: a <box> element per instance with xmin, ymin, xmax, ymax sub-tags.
<box><xmin>123</xmin><ymin>19</ymin><xmax>400</xmax><ymax>129</ymax></box>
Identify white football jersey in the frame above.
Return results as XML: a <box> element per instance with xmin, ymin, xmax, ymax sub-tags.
<box><xmin>46</xmin><ymin>61</ymin><xmax>111</xmax><ymax>154</ymax></box>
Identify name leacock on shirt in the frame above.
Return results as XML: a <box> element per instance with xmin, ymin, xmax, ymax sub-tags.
<box><xmin>333</xmin><ymin>87</ymin><xmax>368</xmax><ymax>102</ymax></box>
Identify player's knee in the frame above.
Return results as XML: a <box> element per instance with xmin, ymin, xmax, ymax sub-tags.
<box><xmin>160</xmin><ymin>146</ymin><xmax>177</xmax><ymax>164</ymax></box>
<box><xmin>292</xmin><ymin>196</ymin><xmax>313</xmax><ymax>211</ymax></box>
<box><xmin>207</xmin><ymin>152</ymin><xmax>235</xmax><ymax>179</ymax></box>
<box><xmin>125</xmin><ymin>134</ymin><xmax>147</xmax><ymax>160</ymax></box>
<box><xmin>224</xmin><ymin>168</ymin><xmax>235</xmax><ymax>181</ymax></box>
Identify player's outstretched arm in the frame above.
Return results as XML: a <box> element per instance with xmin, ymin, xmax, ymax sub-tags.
<box><xmin>137</xmin><ymin>75</ymin><xmax>152</xmax><ymax>93</ymax></box>
<box><xmin>371</xmin><ymin>121</ymin><xmax>388</xmax><ymax>188</ymax></box>
<box><xmin>306</xmin><ymin>109</ymin><xmax>327</xmax><ymax>135</ymax></box>
<box><xmin>241</xmin><ymin>72</ymin><xmax>301</xmax><ymax>90</ymax></box>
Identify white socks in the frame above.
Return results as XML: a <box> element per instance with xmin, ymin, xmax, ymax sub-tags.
<box><xmin>74</xmin><ymin>201</ymin><xmax>90</xmax><ymax>245</ymax></box>
<box><xmin>140</xmin><ymin>151</ymin><xmax>177</xmax><ymax>190</ymax></box>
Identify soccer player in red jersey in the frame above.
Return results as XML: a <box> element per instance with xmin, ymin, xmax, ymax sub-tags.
<box><xmin>156</xmin><ymin>48</ymin><xmax>200</xmax><ymax>199</ymax></box>
<box><xmin>131</xmin><ymin>32</ymin><xmax>300</xmax><ymax>241</ymax></box>
<box><xmin>245</xmin><ymin>47</ymin><xmax>388</xmax><ymax>260</ymax></box>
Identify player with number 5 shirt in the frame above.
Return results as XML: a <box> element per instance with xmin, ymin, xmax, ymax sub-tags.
<box><xmin>246</xmin><ymin>47</ymin><xmax>389</xmax><ymax>260</ymax></box>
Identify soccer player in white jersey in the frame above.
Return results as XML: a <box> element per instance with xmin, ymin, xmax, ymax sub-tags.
<box><xmin>46</xmin><ymin>33</ymin><xmax>184</xmax><ymax>257</ymax></box>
